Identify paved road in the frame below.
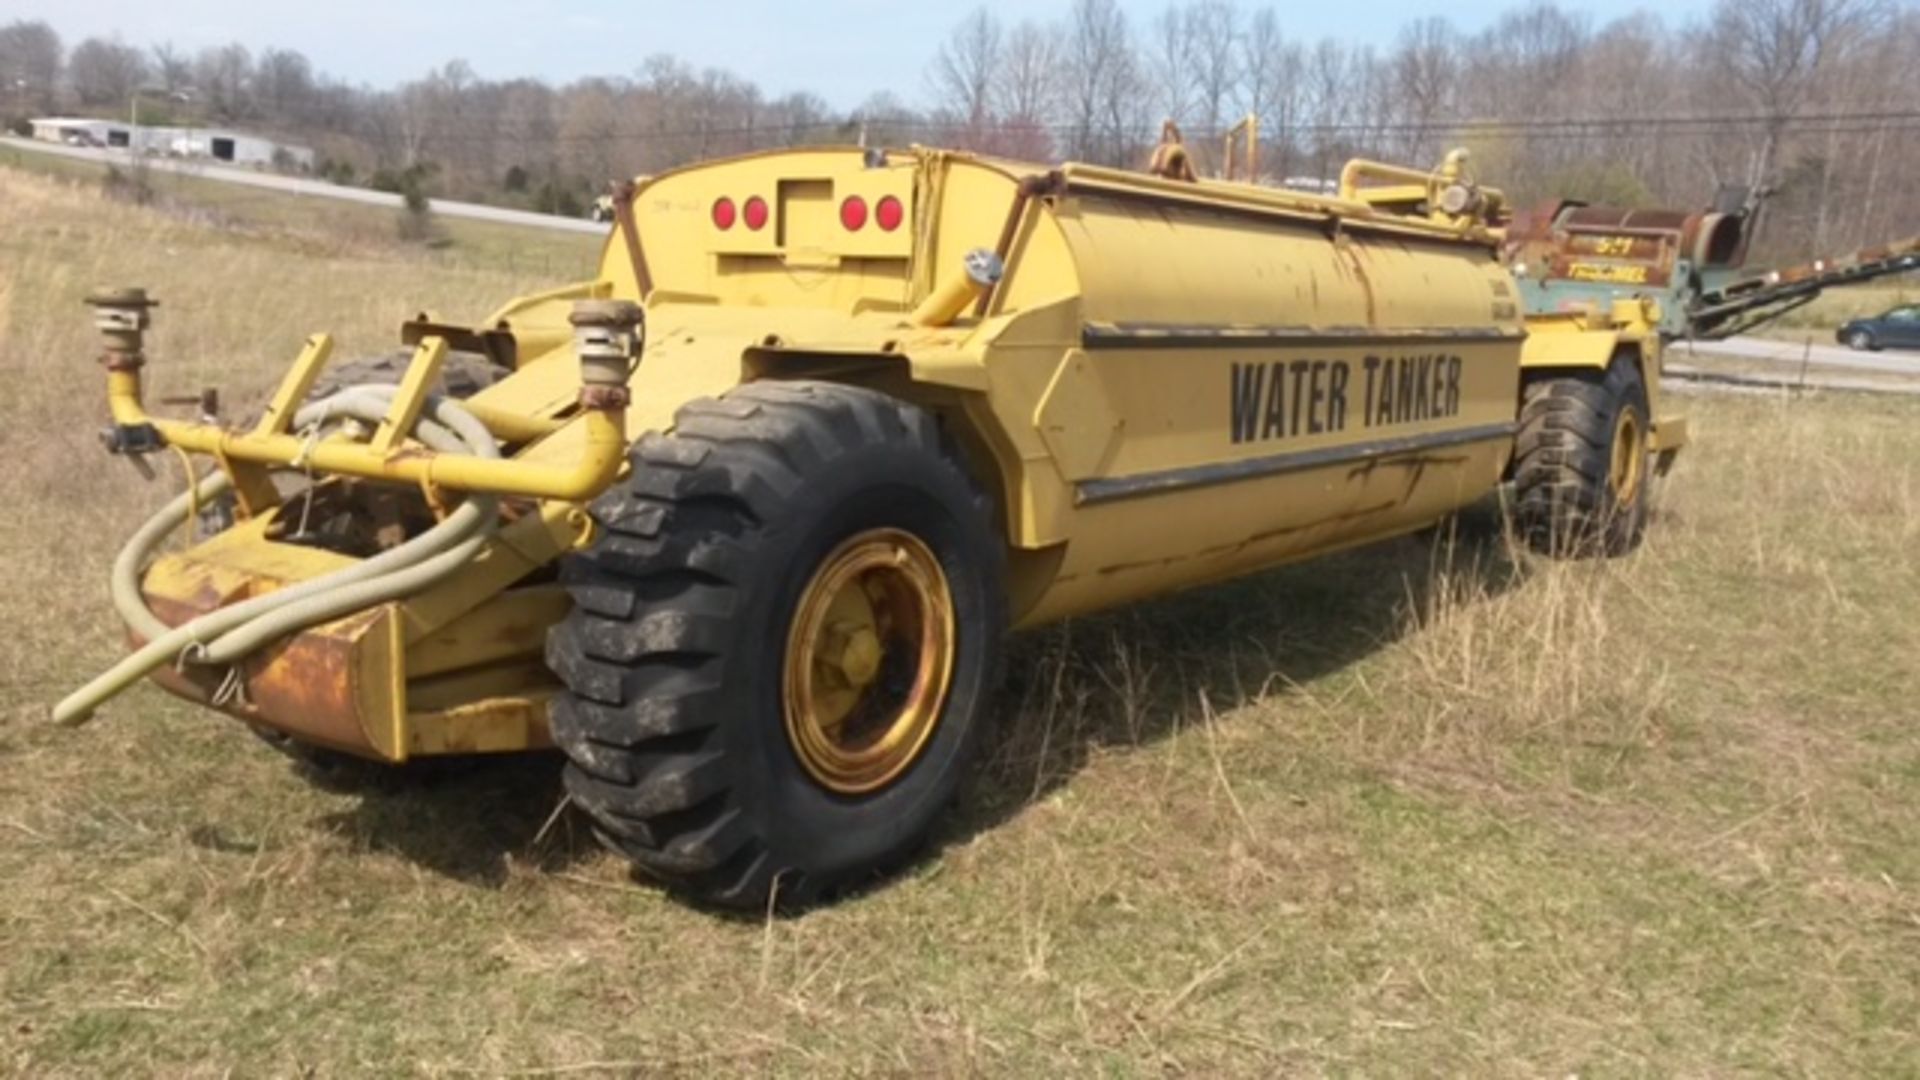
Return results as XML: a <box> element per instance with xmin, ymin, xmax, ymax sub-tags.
<box><xmin>1676</xmin><ymin>334</ymin><xmax>1920</xmax><ymax>375</ymax></box>
<box><xmin>1</xmin><ymin>135</ymin><xmax>607</xmax><ymax>236</ymax></box>
<box><xmin>1666</xmin><ymin>363</ymin><xmax>1920</xmax><ymax>396</ymax></box>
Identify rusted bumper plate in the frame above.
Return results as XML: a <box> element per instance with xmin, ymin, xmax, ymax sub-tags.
<box><xmin>141</xmin><ymin>594</ymin><xmax>554</xmax><ymax>763</ymax></box>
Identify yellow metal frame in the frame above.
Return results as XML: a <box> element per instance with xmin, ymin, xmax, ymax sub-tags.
<box><xmin>108</xmin><ymin>336</ymin><xmax>626</xmax><ymax>503</ymax></box>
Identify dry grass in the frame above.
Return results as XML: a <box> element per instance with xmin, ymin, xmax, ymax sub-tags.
<box><xmin>4</xmin><ymin>164</ymin><xmax>1920</xmax><ymax>1076</ymax></box>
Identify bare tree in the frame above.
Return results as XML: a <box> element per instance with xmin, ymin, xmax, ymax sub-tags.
<box><xmin>1393</xmin><ymin>17</ymin><xmax>1459</xmax><ymax>160</ymax></box>
<box><xmin>256</xmin><ymin>48</ymin><xmax>314</xmax><ymax>120</ymax></box>
<box><xmin>1064</xmin><ymin>0</ymin><xmax>1139</xmax><ymax>163</ymax></box>
<box><xmin>1302</xmin><ymin>39</ymin><xmax>1355</xmax><ymax>181</ymax></box>
<box><xmin>1707</xmin><ymin>0</ymin><xmax>1885</xmax><ymax>190</ymax></box>
<box><xmin>996</xmin><ymin>20</ymin><xmax>1061</xmax><ymax>160</ymax></box>
<box><xmin>931</xmin><ymin>8</ymin><xmax>1002</xmax><ymax>133</ymax></box>
<box><xmin>148</xmin><ymin>43</ymin><xmax>190</xmax><ymax>97</ymax></box>
<box><xmin>193</xmin><ymin>43</ymin><xmax>254</xmax><ymax>121</ymax></box>
<box><xmin>1236</xmin><ymin>7</ymin><xmax>1281</xmax><ymax>126</ymax></box>
<box><xmin>1187</xmin><ymin>1</ymin><xmax>1238</xmax><ymax>137</ymax></box>
<box><xmin>0</xmin><ymin>20</ymin><xmax>62</xmax><ymax>115</ymax></box>
<box><xmin>1146</xmin><ymin>6</ymin><xmax>1195</xmax><ymax>126</ymax></box>
<box><xmin>68</xmin><ymin>38</ymin><xmax>148</xmax><ymax>108</ymax></box>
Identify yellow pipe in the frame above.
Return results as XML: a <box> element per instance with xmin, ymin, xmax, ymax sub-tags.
<box><xmin>1338</xmin><ymin>158</ymin><xmax>1438</xmax><ymax>201</ymax></box>
<box><xmin>459</xmin><ymin>400</ymin><xmax>567</xmax><ymax>443</ymax></box>
<box><xmin>910</xmin><ymin>274</ymin><xmax>985</xmax><ymax>328</ymax></box>
<box><xmin>107</xmin><ymin>363</ymin><xmax>624</xmax><ymax>503</ymax></box>
<box><xmin>910</xmin><ymin>249</ymin><xmax>1006</xmax><ymax>328</ymax></box>
<box><xmin>107</xmin><ymin>368</ymin><xmax>147</xmax><ymax>426</ymax></box>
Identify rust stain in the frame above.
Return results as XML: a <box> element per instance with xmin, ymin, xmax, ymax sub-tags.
<box><xmin>141</xmin><ymin>591</ymin><xmax>384</xmax><ymax>758</ymax></box>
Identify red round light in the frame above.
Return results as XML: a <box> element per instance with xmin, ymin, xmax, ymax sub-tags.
<box><xmin>743</xmin><ymin>195</ymin><xmax>769</xmax><ymax>231</ymax></box>
<box><xmin>840</xmin><ymin>195</ymin><xmax>869</xmax><ymax>232</ymax></box>
<box><xmin>712</xmin><ymin>197</ymin><xmax>737</xmax><ymax>230</ymax></box>
<box><xmin>875</xmin><ymin>195</ymin><xmax>905</xmax><ymax>232</ymax></box>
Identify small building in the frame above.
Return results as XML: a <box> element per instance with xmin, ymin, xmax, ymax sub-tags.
<box><xmin>162</xmin><ymin>128</ymin><xmax>314</xmax><ymax>170</ymax></box>
<box><xmin>29</xmin><ymin>117</ymin><xmax>136</xmax><ymax>149</ymax></box>
<box><xmin>27</xmin><ymin>117</ymin><xmax>312</xmax><ymax>170</ymax></box>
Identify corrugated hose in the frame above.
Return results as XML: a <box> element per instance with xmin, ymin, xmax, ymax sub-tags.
<box><xmin>52</xmin><ymin>386</ymin><xmax>501</xmax><ymax>726</ymax></box>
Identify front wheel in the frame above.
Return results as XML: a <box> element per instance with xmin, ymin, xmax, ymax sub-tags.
<box><xmin>546</xmin><ymin>382</ymin><xmax>1006</xmax><ymax>909</ymax></box>
<box><xmin>1847</xmin><ymin>329</ymin><xmax>1877</xmax><ymax>352</ymax></box>
<box><xmin>1512</xmin><ymin>354</ymin><xmax>1652</xmax><ymax>557</ymax></box>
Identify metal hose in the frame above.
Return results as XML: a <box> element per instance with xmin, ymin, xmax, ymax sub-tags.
<box><xmin>55</xmin><ymin>388</ymin><xmax>502</xmax><ymax>726</ymax></box>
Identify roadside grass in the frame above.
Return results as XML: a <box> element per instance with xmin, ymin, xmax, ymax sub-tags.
<box><xmin>1668</xmin><ymin>346</ymin><xmax>1920</xmax><ymax>388</ymax></box>
<box><xmin>0</xmin><ymin>143</ymin><xmax>601</xmax><ymax>279</ymax></box>
<box><xmin>3</xmin><ymin>166</ymin><xmax>1920</xmax><ymax>1075</ymax></box>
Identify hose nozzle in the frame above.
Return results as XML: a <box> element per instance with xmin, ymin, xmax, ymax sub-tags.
<box><xmin>85</xmin><ymin>287</ymin><xmax>158</xmax><ymax>370</ymax></box>
<box><xmin>569</xmin><ymin>299</ymin><xmax>644</xmax><ymax>410</ymax></box>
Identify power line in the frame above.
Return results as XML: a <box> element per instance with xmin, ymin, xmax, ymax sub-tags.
<box><xmin>322</xmin><ymin>109</ymin><xmax>1920</xmax><ymax>148</ymax></box>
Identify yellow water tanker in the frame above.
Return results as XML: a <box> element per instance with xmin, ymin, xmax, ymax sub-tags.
<box><xmin>62</xmin><ymin>143</ymin><xmax>1684</xmax><ymax>908</ymax></box>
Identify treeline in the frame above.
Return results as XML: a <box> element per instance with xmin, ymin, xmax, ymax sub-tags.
<box><xmin>3</xmin><ymin>0</ymin><xmax>1916</xmax><ymax>260</ymax></box>
<box><xmin>918</xmin><ymin>0</ymin><xmax>1920</xmax><ymax>261</ymax></box>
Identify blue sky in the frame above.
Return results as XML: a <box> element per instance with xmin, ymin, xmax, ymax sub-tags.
<box><xmin>17</xmin><ymin>0</ymin><xmax>1711</xmax><ymax>109</ymax></box>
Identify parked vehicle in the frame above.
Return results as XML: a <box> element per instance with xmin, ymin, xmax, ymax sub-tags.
<box><xmin>1838</xmin><ymin>305</ymin><xmax>1920</xmax><ymax>351</ymax></box>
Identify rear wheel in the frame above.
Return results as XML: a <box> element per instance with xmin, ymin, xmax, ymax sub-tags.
<box><xmin>546</xmin><ymin>381</ymin><xmax>1006</xmax><ymax>909</ymax></box>
<box><xmin>1512</xmin><ymin>353</ymin><xmax>1652</xmax><ymax>557</ymax></box>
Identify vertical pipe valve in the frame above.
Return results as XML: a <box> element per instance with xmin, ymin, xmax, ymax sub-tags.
<box><xmin>87</xmin><ymin>287</ymin><xmax>165</xmax><ymax>456</ymax></box>
<box><xmin>569</xmin><ymin>299</ymin><xmax>644</xmax><ymax>411</ymax></box>
<box><xmin>86</xmin><ymin>287</ymin><xmax>158</xmax><ymax>369</ymax></box>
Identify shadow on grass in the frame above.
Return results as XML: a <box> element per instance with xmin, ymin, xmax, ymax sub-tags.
<box><xmin>938</xmin><ymin>501</ymin><xmax>1527</xmax><ymax>861</ymax></box>
<box><xmin>305</xmin><ymin>751</ymin><xmax>590</xmax><ymax>886</ymax></box>
<box><xmin>301</xmin><ymin>500</ymin><xmax>1525</xmax><ymax>900</ymax></box>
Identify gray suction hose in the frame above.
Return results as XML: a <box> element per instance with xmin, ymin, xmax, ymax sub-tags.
<box><xmin>55</xmin><ymin>387</ymin><xmax>502</xmax><ymax>726</ymax></box>
<box><xmin>110</xmin><ymin>387</ymin><xmax>490</xmax><ymax>642</ymax></box>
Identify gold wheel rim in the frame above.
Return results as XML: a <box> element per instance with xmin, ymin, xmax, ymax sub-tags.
<box><xmin>782</xmin><ymin>528</ymin><xmax>955</xmax><ymax>795</ymax></box>
<box><xmin>1611</xmin><ymin>405</ymin><xmax>1647</xmax><ymax>507</ymax></box>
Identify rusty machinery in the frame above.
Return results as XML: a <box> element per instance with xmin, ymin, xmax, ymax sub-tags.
<box><xmin>1505</xmin><ymin>193</ymin><xmax>1920</xmax><ymax>340</ymax></box>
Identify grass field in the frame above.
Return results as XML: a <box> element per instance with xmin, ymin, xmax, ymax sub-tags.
<box><xmin>0</xmin><ymin>142</ymin><xmax>601</xmax><ymax>280</ymax></box>
<box><xmin>3</xmin><ymin>164</ymin><xmax>1919</xmax><ymax>1076</ymax></box>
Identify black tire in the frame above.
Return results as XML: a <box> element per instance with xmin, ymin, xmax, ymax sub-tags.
<box><xmin>547</xmin><ymin>381</ymin><xmax>1006</xmax><ymax>909</ymax></box>
<box><xmin>1512</xmin><ymin>353</ymin><xmax>1653</xmax><ymax>557</ymax></box>
<box><xmin>1847</xmin><ymin>329</ymin><xmax>1877</xmax><ymax>352</ymax></box>
<box><xmin>307</xmin><ymin>348</ymin><xmax>503</xmax><ymax>402</ymax></box>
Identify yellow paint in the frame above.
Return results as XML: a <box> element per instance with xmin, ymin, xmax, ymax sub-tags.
<box><xmin>369</xmin><ymin>336</ymin><xmax>448</xmax><ymax>454</ymax></box>
<box><xmin>252</xmin><ymin>334</ymin><xmax>334</xmax><ymax>437</ymax></box>
<box><xmin>1567</xmin><ymin>263</ymin><xmax>1651</xmax><ymax>285</ymax></box>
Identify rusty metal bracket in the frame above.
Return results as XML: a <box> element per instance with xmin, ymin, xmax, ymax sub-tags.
<box><xmin>610</xmin><ymin>180</ymin><xmax>654</xmax><ymax>299</ymax></box>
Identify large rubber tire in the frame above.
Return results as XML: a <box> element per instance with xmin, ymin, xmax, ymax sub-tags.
<box><xmin>1847</xmin><ymin>329</ymin><xmax>1877</xmax><ymax>352</ymax></box>
<box><xmin>1513</xmin><ymin>354</ymin><xmax>1652</xmax><ymax>557</ymax></box>
<box><xmin>306</xmin><ymin>348</ymin><xmax>503</xmax><ymax>402</ymax></box>
<box><xmin>547</xmin><ymin>381</ymin><xmax>1006</xmax><ymax>909</ymax></box>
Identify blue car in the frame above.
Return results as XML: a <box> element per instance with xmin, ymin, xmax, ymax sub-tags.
<box><xmin>1838</xmin><ymin>304</ymin><xmax>1920</xmax><ymax>351</ymax></box>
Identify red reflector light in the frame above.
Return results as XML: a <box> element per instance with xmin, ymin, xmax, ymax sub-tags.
<box><xmin>744</xmin><ymin>196</ymin><xmax>769</xmax><ymax>231</ymax></box>
<box><xmin>876</xmin><ymin>195</ymin><xmax>905</xmax><ymax>232</ymax></box>
<box><xmin>712</xmin><ymin>197</ymin><xmax>737</xmax><ymax>230</ymax></box>
<box><xmin>840</xmin><ymin>195</ymin><xmax>868</xmax><ymax>232</ymax></box>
